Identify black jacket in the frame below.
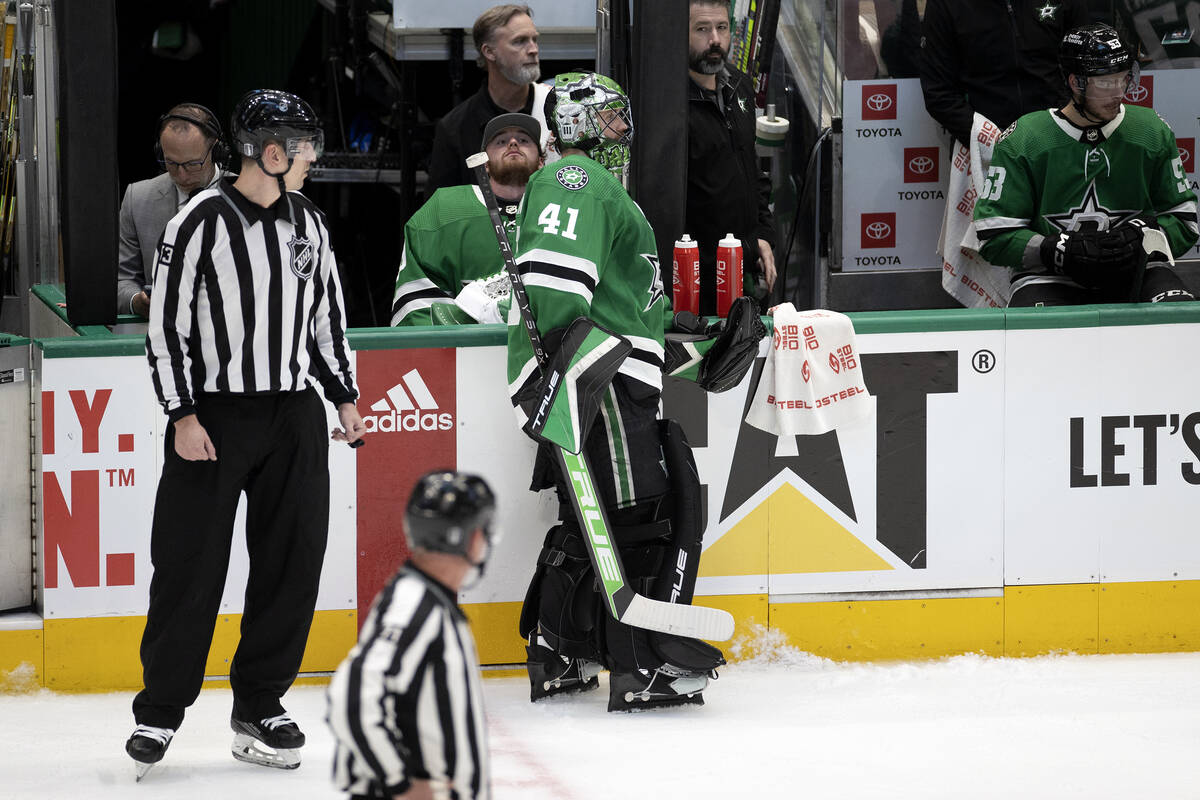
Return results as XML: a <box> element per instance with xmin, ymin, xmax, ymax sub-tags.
<box><xmin>425</xmin><ymin>82</ymin><xmax>539</xmax><ymax>197</ymax></box>
<box><xmin>684</xmin><ymin>66</ymin><xmax>775</xmax><ymax>315</ymax></box>
<box><xmin>919</xmin><ymin>0</ymin><xmax>1089</xmax><ymax>147</ymax></box>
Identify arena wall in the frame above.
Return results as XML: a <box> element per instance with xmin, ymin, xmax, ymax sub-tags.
<box><xmin>4</xmin><ymin>303</ymin><xmax>1200</xmax><ymax>691</ymax></box>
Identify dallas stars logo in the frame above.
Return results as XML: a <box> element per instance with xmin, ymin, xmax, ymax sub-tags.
<box><xmin>641</xmin><ymin>253</ymin><xmax>664</xmax><ymax>311</ymax></box>
<box><xmin>737</xmin><ymin>96</ymin><xmax>748</xmax><ymax>113</ymax></box>
<box><xmin>1043</xmin><ymin>181</ymin><xmax>1137</xmax><ymax>234</ymax></box>
<box><xmin>556</xmin><ymin>165</ymin><xmax>588</xmax><ymax>191</ymax></box>
<box><xmin>1036</xmin><ymin>2</ymin><xmax>1058</xmax><ymax>21</ymax></box>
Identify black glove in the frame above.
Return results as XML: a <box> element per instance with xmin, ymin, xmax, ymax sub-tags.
<box><xmin>1039</xmin><ymin>226</ymin><xmax>1141</xmax><ymax>288</ymax></box>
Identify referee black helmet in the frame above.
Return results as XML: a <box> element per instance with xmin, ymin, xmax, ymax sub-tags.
<box><xmin>230</xmin><ymin>89</ymin><xmax>325</xmax><ymax>165</ymax></box>
<box><xmin>405</xmin><ymin>471</ymin><xmax>499</xmax><ymax>560</ymax></box>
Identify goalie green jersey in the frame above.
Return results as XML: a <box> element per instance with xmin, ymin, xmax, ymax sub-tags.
<box><xmin>973</xmin><ymin>104</ymin><xmax>1199</xmax><ymax>269</ymax></box>
<box><xmin>390</xmin><ymin>185</ymin><xmax>516</xmax><ymax>326</ymax></box>
<box><xmin>506</xmin><ymin>154</ymin><xmax>670</xmax><ymax>404</ymax></box>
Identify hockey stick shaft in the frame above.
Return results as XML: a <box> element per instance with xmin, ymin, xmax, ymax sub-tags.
<box><xmin>466</xmin><ymin>152</ymin><xmax>547</xmax><ymax>366</ymax></box>
<box><xmin>465</xmin><ymin>152</ymin><xmax>734</xmax><ymax>641</ymax></box>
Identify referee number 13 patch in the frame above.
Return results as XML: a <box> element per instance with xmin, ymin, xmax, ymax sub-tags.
<box><xmin>288</xmin><ymin>234</ymin><xmax>316</xmax><ymax>279</ymax></box>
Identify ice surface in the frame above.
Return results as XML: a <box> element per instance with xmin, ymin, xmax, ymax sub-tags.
<box><xmin>3</xmin><ymin>637</ymin><xmax>1199</xmax><ymax>799</ymax></box>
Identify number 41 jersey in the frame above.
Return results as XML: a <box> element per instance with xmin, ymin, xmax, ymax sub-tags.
<box><xmin>973</xmin><ymin>104</ymin><xmax>1198</xmax><ymax>268</ymax></box>
<box><xmin>506</xmin><ymin>154</ymin><xmax>670</xmax><ymax>403</ymax></box>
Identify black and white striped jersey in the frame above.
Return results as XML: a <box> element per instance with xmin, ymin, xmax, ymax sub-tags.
<box><xmin>146</xmin><ymin>179</ymin><xmax>357</xmax><ymax>421</ymax></box>
<box><xmin>327</xmin><ymin>564</ymin><xmax>490</xmax><ymax>800</ymax></box>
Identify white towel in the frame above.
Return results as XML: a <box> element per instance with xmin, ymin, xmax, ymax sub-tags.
<box><xmin>745</xmin><ymin>305</ymin><xmax>872</xmax><ymax>436</ymax></box>
<box><xmin>938</xmin><ymin>113</ymin><xmax>1011</xmax><ymax>309</ymax></box>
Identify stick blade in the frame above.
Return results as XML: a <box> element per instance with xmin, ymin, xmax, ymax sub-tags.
<box><xmin>621</xmin><ymin>593</ymin><xmax>736</xmax><ymax>641</ymax></box>
<box><xmin>466</xmin><ymin>151</ymin><xmax>489</xmax><ymax>169</ymax></box>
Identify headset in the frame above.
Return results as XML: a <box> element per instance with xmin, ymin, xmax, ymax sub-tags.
<box><xmin>153</xmin><ymin>103</ymin><xmax>230</xmax><ymax>170</ymax></box>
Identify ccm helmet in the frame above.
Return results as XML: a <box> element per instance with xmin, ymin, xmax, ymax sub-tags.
<box><xmin>404</xmin><ymin>471</ymin><xmax>499</xmax><ymax>560</ymax></box>
<box><xmin>544</xmin><ymin>71</ymin><xmax>634</xmax><ymax>185</ymax></box>
<box><xmin>230</xmin><ymin>89</ymin><xmax>325</xmax><ymax>177</ymax></box>
<box><xmin>1059</xmin><ymin>23</ymin><xmax>1137</xmax><ymax>97</ymax></box>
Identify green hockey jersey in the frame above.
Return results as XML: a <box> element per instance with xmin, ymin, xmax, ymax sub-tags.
<box><xmin>390</xmin><ymin>184</ymin><xmax>516</xmax><ymax>326</ymax></box>
<box><xmin>506</xmin><ymin>155</ymin><xmax>670</xmax><ymax>404</ymax></box>
<box><xmin>974</xmin><ymin>104</ymin><xmax>1198</xmax><ymax>269</ymax></box>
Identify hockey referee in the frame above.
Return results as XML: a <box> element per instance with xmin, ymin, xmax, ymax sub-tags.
<box><xmin>126</xmin><ymin>89</ymin><xmax>367</xmax><ymax>779</ymax></box>
<box><xmin>327</xmin><ymin>471</ymin><xmax>497</xmax><ymax>800</ymax></box>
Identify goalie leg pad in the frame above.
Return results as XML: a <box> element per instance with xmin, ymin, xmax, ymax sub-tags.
<box><xmin>654</xmin><ymin>419</ymin><xmax>703</xmax><ymax>605</ymax></box>
<box><xmin>519</xmin><ymin>524</ymin><xmax>601</xmax><ymax>659</ymax></box>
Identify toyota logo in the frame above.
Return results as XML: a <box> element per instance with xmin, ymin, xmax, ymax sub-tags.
<box><xmin>866</xmin><ymin>93</ymin><xmax>893</xmax><ymax>111</ymax></box>
<box><xmin>908</xmin><ymin>155</ymin><xmax>935</xmax><ymax>174</ymax></box>
<box><xmin>1125</xmin><ymin>84</ymin><xmax>1149</xmax><ymax>102</ymax></box>
<box><xmin>865</xmin><ymin>221</ymin><xmax>892</xmax><ymax>240</ymax></box>
<box><xmin>1181</xmin><ymin>147</ymin><xmax>1192</xmax><ymax>167</ymax></box>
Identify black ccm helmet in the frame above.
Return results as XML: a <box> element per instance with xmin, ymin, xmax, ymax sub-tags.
<box><xmin>404</xmin><ymin>471</ymin><xmax>499</xmax><ymax>560</ymax></box>
<box><xmin>230</xmin><ymin>89</ymin><xmax>325</xmax><ymax>175</ymax></box>
<box><xmin>1059</xmin><ymin>23</ymin><xmax>1136</xmax><ymax>95</ymax></box>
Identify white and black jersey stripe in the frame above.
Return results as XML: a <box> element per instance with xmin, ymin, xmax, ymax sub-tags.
<box><xmin>327</xmin><ymin>565</ymin><xmax>490</xmax><ymax>799</ymax></box>
<box><xmin>146</xmin><ymin>179</ymin><xmax>357</xmax><ymax>420</ymax></box>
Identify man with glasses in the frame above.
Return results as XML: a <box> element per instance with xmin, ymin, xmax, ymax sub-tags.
<box><xmin>117</xmin><ymin>103</ymin><xmax>230</xmax><ymax>318</ymax></box>
<box><xmin>974</xmin><ymin>24</ymin><xmax>1198</xmax><ymax>306</ymax></box>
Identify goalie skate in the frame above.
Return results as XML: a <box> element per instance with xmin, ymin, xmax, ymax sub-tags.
<box><xmin>527</xmin><ymin>635</ymin><xmax>603</xmax><ymax>701</ymax></box>
<box><xmin>607</xmin><ymin>664</ymin><xmax>714</xmax><ymax>712</ymax></box>
<box><xmin>230</xmin><ymin>713</ymin><xmax>304</xmax><ymax>770</ymax></box>
<box><xmin>126</xmin><ymin>724</ymin><xmax>174</xmax><ymax>781</ymax></box>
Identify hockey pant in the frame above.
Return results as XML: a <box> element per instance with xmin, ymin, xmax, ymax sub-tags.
<box><xmin>519</xmin><ymin>418</ymin><xmax>724</xmax><ymax>675</ymax></box>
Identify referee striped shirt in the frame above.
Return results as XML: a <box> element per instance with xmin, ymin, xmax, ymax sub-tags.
<box><xmin>327</xmin><ymin>564</ymin><xmax>491</xmax><ymax>799</ymax></box>
<box><xmin>146</xmin><ymin>179</ymin><xmax>357</xmax><ymax>420</ymax></box>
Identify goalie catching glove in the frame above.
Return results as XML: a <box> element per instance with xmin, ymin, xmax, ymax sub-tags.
<box><xmin>663</xmin><ymin>296</ymin><xmax>766</xmax><ymax>392</ymax></box>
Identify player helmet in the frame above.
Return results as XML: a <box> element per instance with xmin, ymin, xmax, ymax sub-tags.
<box><xmin>1059</xmin><ymin>23</ymin><xmax>1137</xmax><ymax>96</ymax></box>
<box><xmin>544</xmin><ymin>71</ymin><xmax>634</xmax><ymax>185</ymax></box>
<box><xmin>230</xmin><ymin>89</ymin><xmax>325</xmax><ymax>168</ymax></box>
<box><xmin>404</xmin><ymin>471</ymin><xmax>500</xmax><ymax>561</ymax></box>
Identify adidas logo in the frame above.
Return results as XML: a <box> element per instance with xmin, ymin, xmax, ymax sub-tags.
<box><xmin>362</xmin><ymin>369</ymin><xmax>453</xmax><ymax>433</ymax></box>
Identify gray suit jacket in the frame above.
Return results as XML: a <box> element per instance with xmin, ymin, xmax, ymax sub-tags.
<box><xmin>117</xmin><ymin>172</ymin><xmax>181</xmax><ymax>315</ymax></box>
<box><xmin>117</xmin><ymin>170</ymin><xmax>231</xmax><ymax>314</ymax></box>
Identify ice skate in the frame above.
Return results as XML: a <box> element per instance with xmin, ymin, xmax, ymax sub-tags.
<box><xmin>125</xmin><ymin>724</ymin><xmax>174</xmax><ymax>781</ymax></box>
<box><xmin>527</xmin><ymin>635</ymin><xmax>602</xmax><ymax>701</ymax></box>
<box><xmin>607</xmin><ymin>664</ymin><xmax>714</xmax><ymax>712</ymax></box>
<box><xmin>230</xmin><ymin>713</ymin><xmax>304</xmax><ymax>769</ymax></box>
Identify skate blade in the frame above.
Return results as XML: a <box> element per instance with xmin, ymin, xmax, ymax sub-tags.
<box><xmin>133</xmin><ymin>761</ymin><xmax>155</xmax><ymax>782</ymax></box>
<box><xmin>231</xmin><ymin>732</ymin><xmax>301</xmax><ymax>770</ymax></box>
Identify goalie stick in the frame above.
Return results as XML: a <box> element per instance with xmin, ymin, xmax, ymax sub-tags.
<box><xmin>466</xmin><ymin>151</ymin><xmax>734</xmax><ymax>642</ymax></box>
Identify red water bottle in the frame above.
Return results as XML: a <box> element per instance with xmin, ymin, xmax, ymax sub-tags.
<box><xmin>716</xmin><ymin>233</ymin><xmax>743</xmax><ymax>318</ymax></box>
<box><xmin>672</xmin><ymin>234</ymin><xmax>700</xmax><ymax>315</ymax></box>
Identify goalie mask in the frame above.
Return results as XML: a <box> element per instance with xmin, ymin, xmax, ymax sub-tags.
<box><xmin>544</xmin><ymin>71</ymin><xmax>634</xmax><ymax>186</ymax></box>
<box><xmin>1059</xmin><ymin>23</ymin><xmax>1138</xmax><ymax>108</ymax></box>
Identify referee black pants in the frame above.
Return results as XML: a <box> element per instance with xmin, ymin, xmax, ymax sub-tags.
<box><xmin>133</xmin><ymin>389</ymin><xmax>330</xmax><ymax>730</ymax></box>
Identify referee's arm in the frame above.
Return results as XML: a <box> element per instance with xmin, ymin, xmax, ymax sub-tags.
<box><xmin>146</xmin><ymin>213</ymin><xmax>202</xmax><ymax>420</ymax></box>
<box><xmin>308</xmin><ymin>216</ymin><xmax>358</xmax><ymax>405</ymax></box>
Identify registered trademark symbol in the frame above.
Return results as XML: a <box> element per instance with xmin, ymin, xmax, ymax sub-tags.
<box><xmin>972</xmin><ymin>349</ymin><xmax>996</xmax><ymax>373</ymax></box>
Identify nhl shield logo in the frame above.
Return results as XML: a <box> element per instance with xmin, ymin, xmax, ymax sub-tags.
<box><xmin>288</xmin><ymin>234</ymin><xmax>315</xmax><ymax>279</ymax></box>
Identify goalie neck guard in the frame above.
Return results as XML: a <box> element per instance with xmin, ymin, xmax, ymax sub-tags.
<box><xmin>544</xmin><ymin>71</ymin><xmax>634</xmax><ymax>186</ymax></box>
